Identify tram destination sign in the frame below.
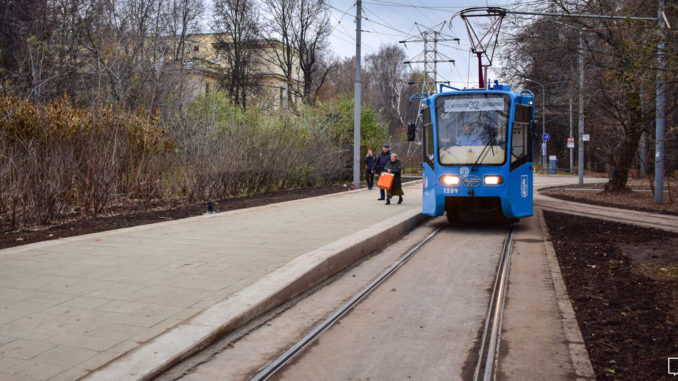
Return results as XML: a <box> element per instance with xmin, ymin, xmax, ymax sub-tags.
<box><xmin>444</xmin><ymin>98</ymin><xmax>504</xmax><ymax>112</ymax></box>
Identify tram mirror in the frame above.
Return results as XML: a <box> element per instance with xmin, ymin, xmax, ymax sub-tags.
<box><xmin>529</xmin><ymin>120</ymin><xmax>539</xmax><ymax>141</ymax></box>
<box><xmin>407</xmin><ymin>123</ymin><xmax>416</xmax><ymax>141</ymax></box>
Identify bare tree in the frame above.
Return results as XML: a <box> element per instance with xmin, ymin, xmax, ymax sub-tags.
<box><xmin>70</xmin><ymin>0</ymin><xmax>168</xmax><ymax>108</ymax></box>
<box><xmin>213</xmin><ymin>0</ymin><xmax>260</xmax><ymax>109</ymax></box>
<box><xmin>291</xmin><ymin>0</ymin><xmax>329</xmax><ymax>105</ymax></box>
<box><xmin>365</xmin><ymin>44</ymin><xmax>408</xmax><ymax>134</ymax></box>
<box><xmin>317</xmin><ymin>55</ymin><xmax>353</xmax><ymax>100</ymax></box>
<box><xmin>260</xmin><ymin>0</ymin><xmax>298</xmax><ymax>109</ymax></box>
<box><xmin>167</xmin><ymin>0</ymin><xmax>204</xmax><ymax>63</ymax></box>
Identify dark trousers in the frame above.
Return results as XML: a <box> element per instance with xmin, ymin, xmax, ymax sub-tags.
<box><xmin>365</xmin><ymin>170</ymin><xmax>374</xmax><ymax>189</ymax></box>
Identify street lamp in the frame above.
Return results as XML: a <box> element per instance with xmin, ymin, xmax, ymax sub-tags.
<box><xmin>525</xmin><ymin>79</ymin><xmax>546</xmax><ymax>173</ymax></box>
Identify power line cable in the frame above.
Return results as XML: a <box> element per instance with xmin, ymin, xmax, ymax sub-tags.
<box><xmin>328</xmin><ymin>2</ymin><xmax>356</xmax><ymax>34</ymax></box>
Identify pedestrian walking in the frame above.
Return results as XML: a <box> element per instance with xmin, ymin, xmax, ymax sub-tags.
<box><xmin>384</xmin><ymin>153</ymin><xmax>404</xmax><ymax>205</ymax></box>
<box><xmin>364</xmin><ymin>149</ymin><xmax>376</xmax><ymax>190</ymax></box>
<box><xmin>375</xmin><ymin>143</ymin><xmax>391</xmax><ymax>200</ymax></box>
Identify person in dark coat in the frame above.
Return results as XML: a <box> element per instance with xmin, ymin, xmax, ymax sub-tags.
<box><xmin>384</xmin><ymin>153</ymin><xmax>403</xmax><ymax>205</ymax></box>
<box><xmin>375</xmin><ymin>143</ymin><xmax>391</xmax><ymax>200</ymax></box>
<box><xmin>364</xmin><ymin>149</ymin><xmax>376</xmax><ymax>190</ymax></box>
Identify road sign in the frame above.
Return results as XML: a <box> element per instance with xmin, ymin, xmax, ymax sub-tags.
<box><xmin>567</xmin><ymin>137</ymin><xmax>575</xmax><ymax>148</ymax></box>
<box><xmin>541</xmin><ymin>142</ymin><xmax>546</xmax><ymax>156</ymax></box>
<box><xmin>582</xmin><ymin>134</ymin><xmax>590</xmax><ymax>142</ymax></box>
<box><xmin>542</xmin><ymin>133</ymin><xmax>550</xmax><ymax>142</ymax></box>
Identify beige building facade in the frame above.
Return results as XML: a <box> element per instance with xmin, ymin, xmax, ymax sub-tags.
<box><xmin>180</xmin><ymin>33</ymin><xmax>302</xmax><ymax>110</ymax></box>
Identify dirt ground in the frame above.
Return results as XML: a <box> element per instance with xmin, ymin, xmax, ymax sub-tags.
<box><xmin>542</xmin><ymin>177</ymin><xmax>678</xmax><ymax>215</ymax></box>
<box><xmin>544</xmin><ymin>211</ymin><xmax>678</xmax><ymax>380</ymax></box>
<box><xmin>0</xmin><ymin>185</ymin><xmax>347</xmax><ymax>250</ymax></box>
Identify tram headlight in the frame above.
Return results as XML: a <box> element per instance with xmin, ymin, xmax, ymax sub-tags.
<box><xmin>484</xmin><ymin>175</ymin><xmax>503</xmax><ymax>185</ymax></box>
<box><xmin>440</xmin><ymin>175</ymin><xmax>460</xmax><ymax>185</ymax></box>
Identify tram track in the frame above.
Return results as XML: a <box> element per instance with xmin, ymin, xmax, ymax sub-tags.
<box><xmin>250</xmin><ymin>225</ymin><xmax>446</xmax><ymax>381</ymax></box>
<box><xmin>473</xmin><ymin>223</ymin><xmax>515</xmax><ymax>381</ymax></box>
<box><xmin>250</xmin><ymin>223</ymin><xmax>516</xmax><ymax>381</ymax></box>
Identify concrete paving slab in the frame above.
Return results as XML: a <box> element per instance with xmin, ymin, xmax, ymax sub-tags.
<box><xmin>0</xmin><ymin>356</ymin><xmax>65</xmax><ymax>380</ymax></box>
<box><xmin>50</xmin><ymin>368</ymin><xmax>90</xmax><ymax>381</ymax></box>
<box><xmin>0</xmin><ymin>339</ymin><xmax>56</xmax><ymax>360</ymax></box>
<box><xmin>31</xmin><ymin>345</ymin><xmax>99</xmax><ymax>368</ymax></box>
<box><xmin>1</xmin><ymin>183</ymin><xmax>424</xmax><ymax>380</ymax></box>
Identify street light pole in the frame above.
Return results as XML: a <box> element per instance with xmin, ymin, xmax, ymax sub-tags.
<box><xmin>525</xmin><ymin>79</ymin><xmax>546</xmax><ymax>173</ymax></box>
<box><xmin>655</xmin><ymin>0</ymin><xmax>666</xmax><ymax>203</ymax></box>
<box><xmin>353</xmin><ymin>0</ymin><xmax>362</xmax><ymax>189</ymax></box>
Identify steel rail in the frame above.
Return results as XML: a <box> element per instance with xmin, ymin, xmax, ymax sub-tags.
<box><xmin>473</xmin><ymin>224</ymin><xmax>515</xmax><ymax>381</ymax></box>
<box><xmin>250</xmin><ymin>224</ymin><xmax>446</xmax><ymax>381</ymax></box>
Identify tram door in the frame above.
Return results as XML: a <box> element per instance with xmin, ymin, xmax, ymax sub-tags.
<box><xmin>508</xmin><ymin>105</ymin><xmax>534</xmax><ymax>217</ymax></box>
<box><xmin>421</xmin><ymin>108</ymin><xmax>440</xmax><ymax>216</ymax></box>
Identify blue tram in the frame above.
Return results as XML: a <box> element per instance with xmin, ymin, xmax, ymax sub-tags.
<box><xmin>407</xmin><ymin>82</ymin><xmax>538</xmax><ymax>222</ymax></box>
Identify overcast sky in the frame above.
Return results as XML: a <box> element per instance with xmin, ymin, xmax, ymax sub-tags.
<box><xmin>327</xmin><ymin>0</ymin><xmax>537</xmax><ymax>89</ymax></box>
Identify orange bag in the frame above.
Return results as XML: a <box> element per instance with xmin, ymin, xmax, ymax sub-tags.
<box><xmin>377</xmin><ymin>172</ymin><xmax>394</xmax><ymax>190</ymax></box>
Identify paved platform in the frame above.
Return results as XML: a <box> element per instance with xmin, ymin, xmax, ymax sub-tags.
<box><xmin>0</xmin><ymin>184</ymin><xmax>424</xmax><ymax>381</ymax></box>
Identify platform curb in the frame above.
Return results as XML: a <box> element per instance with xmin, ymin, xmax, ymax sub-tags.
<box><xmin>84</xmin><ymin>209</ymin><xmax>428</xmax><ymax>381</ymax></box>
<box><xmin>536</xmin><ymin>208</ymin><xmax>596</xmax><ymax>380</ymax></box>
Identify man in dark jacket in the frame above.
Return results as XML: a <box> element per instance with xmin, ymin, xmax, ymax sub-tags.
<box><xmin>375</xmin><ymin>143</ymin><xmax>391</xmax><ymax>200</ymax></box>
<box><xmin>364</xmin><ymin>149</ymin><xmax>376</xmax><ymax>189</ymax></box>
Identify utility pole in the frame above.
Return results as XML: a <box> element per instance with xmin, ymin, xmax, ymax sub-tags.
<box><xmin>578</xmin><ymin>31</ymin><xmax>585</xmax><ymax>186</ymax></box>
<box><xmin>525</xmin><ymin>79</ymin><xmax>546</xmax><ymax>173</ymax></box>
<box><xmin>655</xmin><ymin>0</ymin><xmax>666</xmax><ymax>202</ymax></box>
<box><xmin>401</xmin><ymin>23</ymin><xmax>456</xmax><ymax>95</ymax></box>
<box><xmin>640</xmin><ymin>82</ymin><xmax>647</xmax><ymax>178</ymax></box>
<box><xmin>569</xmin><ymin>98</ymin><xmax>573</xmax><ymax>173</ymax></box>
<box><xmin>353</xmin><ymin>0</ymin><xmax>362</xmax><ymax>189</ymax></box>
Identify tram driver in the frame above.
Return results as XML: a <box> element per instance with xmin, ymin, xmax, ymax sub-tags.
<box><xmin>456</xmin><ymin>123</ymin><xmax>483</xmax><ymax>146</ymax></box>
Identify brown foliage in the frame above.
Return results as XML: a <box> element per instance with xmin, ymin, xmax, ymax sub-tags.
<box><xmin>0</xmin><ymin>95</ymin><xmax>170</xmax><ymax>229</ymax></box>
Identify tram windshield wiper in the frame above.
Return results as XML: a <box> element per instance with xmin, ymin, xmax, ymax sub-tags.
<box><xmin>471</xmin><ymin>135</ymin><xmax>496</xmax><ymax>172</ymax></box>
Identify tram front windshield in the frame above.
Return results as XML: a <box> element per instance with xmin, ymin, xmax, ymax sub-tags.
<box><xmin>435</xmin><ymin>93</ymin><xmax>509</xmax><ymax>166</ymax></box>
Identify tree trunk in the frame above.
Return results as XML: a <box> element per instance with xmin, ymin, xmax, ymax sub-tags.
<box><xmin>604</xmin><ymin>91</ymin><xmax>643</xmax><ymax>193</ymax></box>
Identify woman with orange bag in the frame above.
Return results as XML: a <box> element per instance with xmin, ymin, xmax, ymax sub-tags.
<box><xmin>383</xmin><ymin>153</ymin><xmax>403</xmax><ymax>205</ymax></box>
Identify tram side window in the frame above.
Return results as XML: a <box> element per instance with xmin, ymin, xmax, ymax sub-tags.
<box><xmin>511</xmin><ymin>105</ymin><xmax>531</xmax><ymax>169</ymax></box>
<box><xmin>422</xmin><ymin>108</ymin><xmax>434</xmax><ymax>167</ymax></box>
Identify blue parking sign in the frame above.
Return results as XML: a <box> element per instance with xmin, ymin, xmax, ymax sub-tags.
<box><xmin>542</xmin><ymin>133</ymin><xmax>550</xmax><ymax>142</ymax></box>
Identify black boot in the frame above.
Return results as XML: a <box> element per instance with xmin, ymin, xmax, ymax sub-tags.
<box><xmin>385</xmin><ymin>197</ymin><xmax>391</xmax><ymax>205</ymax></box>
<box><xmin>397</xmin><ymin>196</ymin><xmax>403</xmax><ymax>204</ymax></box>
